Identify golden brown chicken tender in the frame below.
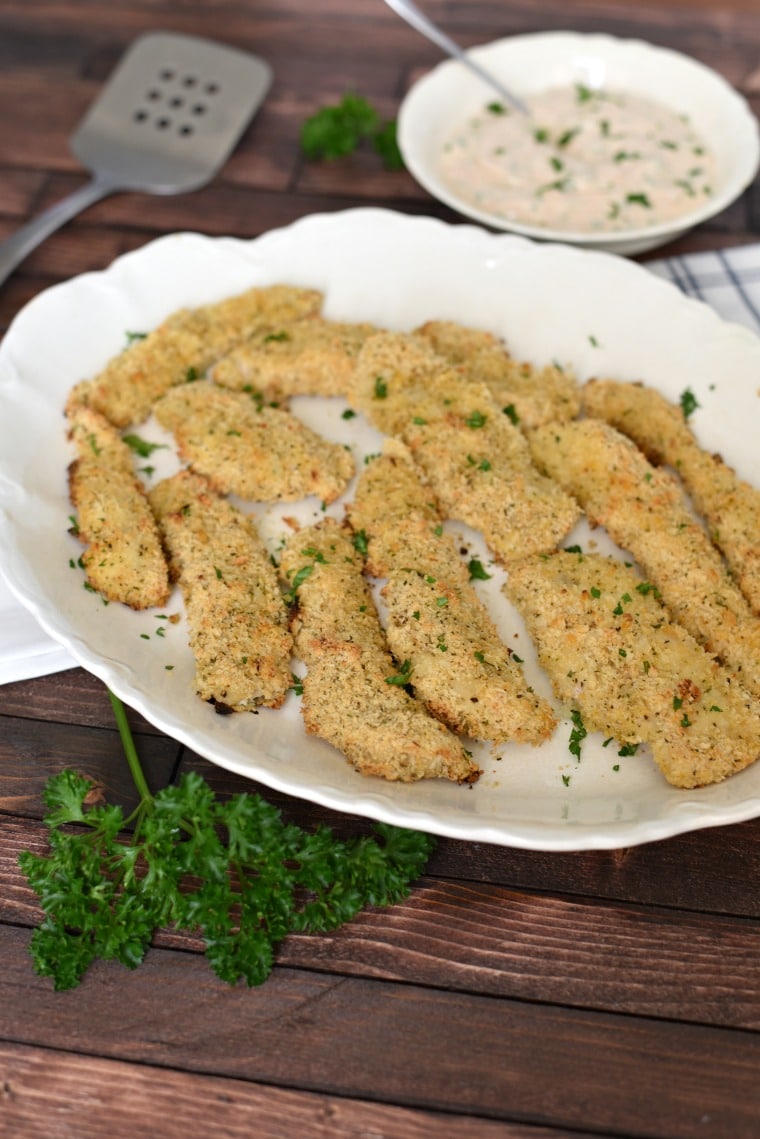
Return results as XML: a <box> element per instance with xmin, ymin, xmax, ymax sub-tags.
<box><xmin>583</xmin><ymin>376</ymin><xmax>760</xmax><ymax>615</ymax></box>
<box><xmin>67</xmin><ymin>404</ymin><xmax>170</xmax><ymax>609</ymax></box>
<box><xmin>149</xmin><ymin>470</ymin><xmax>293</xmax><ymax>711</ymax></box>
<box><xmin>529</xmin><ymin>417</ymin><xmax>760</xmax><ymax>697</ymax></box>
<box><xmin>506</xmin><ymin>550</ymin><xmax>760</xmax><ymax>789</ymax></box>
<box><xmin>153</xmin><ymin>380</ymin><xmax>354</xmax><ymax>504</ymax></box>
<box><xmin>349</xmin><ymin>444</ymin><xmax>557</xmax><ymax>744</ymax></box>
<box><xmin>352</xmin><ymin>331</ymin><xmax>580</xmax><ymax>562</ymax></box>
<box><xmin>280</xmin><ymin>518</ymin><xmax>480</xmax><ymax>783</ymax></box>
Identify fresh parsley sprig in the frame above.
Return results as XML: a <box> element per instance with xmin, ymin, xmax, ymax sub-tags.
<box><xmin>19</xmin><ymin>691</ymin><xmax>435</xmax><ymax>991</ymax></box>
<box><xmin>300</xmin><ymin>93</ymin><xmax>404</xmax><ymax>170</ymax></box>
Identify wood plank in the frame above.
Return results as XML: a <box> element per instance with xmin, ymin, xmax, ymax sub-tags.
<box><xmin>0</xmin><ymin>716</ymin><xmax>180</xmax><ymax>818</ymax></box>
<box><xmin>177</xmin><ymin>753</ymin><xmax>760</xmax><ymax>919</ymax></box>
<box><xmin>0</xmin><ymin>1041</ymin><xmax>599</xmax><ymax>1139</ymax></box>
<box><xmin>0</xmin><ymin>669</ymin><xmax>164</xmax><ymax>734</ymax></box>
<box><xmin>1</xmin><ymin>925</ymin><xmax>759</xmax><ymax>1138</ymax></box>
<box><xmin>4</xmin><ymin>813</ymin><xmax>760</xmax><ymax>1028</ymax></box>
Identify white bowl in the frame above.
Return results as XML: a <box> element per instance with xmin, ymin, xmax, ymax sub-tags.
<box><xmin>398</xmin><ymin>31</ymin><xmax>760</xmax><ymax>256</ymax></box>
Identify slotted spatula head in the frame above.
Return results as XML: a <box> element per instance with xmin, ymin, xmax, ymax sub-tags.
<box><xmin>71</xmin><ymin>31</ymin><xmax>272</xmax><ymax>192</ymax></box>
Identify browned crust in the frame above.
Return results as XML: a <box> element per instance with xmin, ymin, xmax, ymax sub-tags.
<box><xmin>349</xmin><ymin>444</ymin><xmax>557</xmax><ymax>745</ymax></box>
<box><xmin>583</xmin><ymin>376</ymin><xmax>760</xmax><ymax>615</ymax></box>
<box><xmin>279</xmin><ymin>518</ymin><xmax>480</xmax><ymax>783</ymax></box>
<box><xmin>149</xmin><ymin>470</ymin><xmax>293</xmax><ymax>711</ymax></box>
<box><xmin>505</xmin><ymin>551</ymin><xmax>760</xmax><ymax>789</ymax></box>
<box><xmin>67</xmin><ymin>405</ymin><xmax>170</xmax><ymax>609</ymax></box>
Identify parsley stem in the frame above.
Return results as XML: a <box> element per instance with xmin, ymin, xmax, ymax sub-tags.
<box><xmin>108</xmin><ymin>690</ymin><xmax>153</xmax><ymax>807</ymax></box>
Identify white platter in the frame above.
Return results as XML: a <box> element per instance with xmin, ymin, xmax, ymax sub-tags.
<box><xmin>398</xmin><ymin>31</ymin><xmax>760</xmax><ymax>256</ymax></box>
<box><xmin>1</xmin><ymin>208</ymin><xmax>759</xmax><ymax>850</ymax></box>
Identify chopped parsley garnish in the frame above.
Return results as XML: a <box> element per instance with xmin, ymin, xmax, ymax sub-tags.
<box><xmin>679</xmin><ymin>387</ymin><xmax>700</xmax><ymax>419</ymax></box>
<box><xmin>556</xmin><ymin>127</ymin><xmax>580</xmax><ymax>148</ymax></box>
<box><xmin>537</xmin><ymin>177</ymin><xmax>570</xmax><ymax>195</ymax></box>
<box><xmin>626</xmin><ymin>192</ymin><xmax>652</xmax><ymax>208</ymax></box>
<box><xmin>290</xmin><ymin>674</ymin><xmax>304</xmax><ymax>696</ymax></box>
<box><xmin>502</xmin><ymin>404</ymin><xmax>519</xmax><ymax>425</ymax></box>
<box><xmin>568</xmin><ymin>709</ymin><xmax>587</xmax><ymax>760</ymax></box>
<box><xmin>351</xmin><ymin>529</ymin><xmax>369</xmax><ymax>557</ymax></box>
<box><xmin>284</xmin><ymin>563</ymin><xmax>314</xmax><ymax>603</ymax></box>
<box><xmin>373</xmin><ymin>376</ymin><xmax>388</xmax><ymax>399</ymax></box>
<box><xmin>385</xmin><ymin>659</ymin><xmax>413</xmax><ymax>686</ymax></box>
<box><xmin>122</xmin><ymin>435</ymin><xmax>168</xmax><ymax>459</ymax></box>
<box><xmin>465</xmin><ymin>410</ymin><xmax>487</xmax><ymax>429</ymax></box>
<box><xmin>467</xmin><ymin>558</ymin><xmax>492</xmax><ymax>581</ymax></box>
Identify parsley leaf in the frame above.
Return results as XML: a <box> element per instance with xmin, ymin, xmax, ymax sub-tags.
<box><xmin>122</xmin><ymin>435</ymin><xmax>168</xmax><ymax>459</ymax></box>
<box><xmin>679</xmin><ymin>387</ymin><xmax>700</xmax><ymax>419</ymax></box>
<box><xmin>19</xmin><ymin>692</ymin><xmax>435</xmax><ymax>991</ymax></box>
<box><xmin>300</xmin><ymin>94</ymin><xmax>405</xmax><ymax>170</ymax></box>
<box><xmin>568</xmin><ymin>709</ymin><xmax>587</xmax><ymax>761</ymax></box>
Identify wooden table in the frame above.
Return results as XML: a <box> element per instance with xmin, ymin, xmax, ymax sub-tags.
<box><xmin>2</xmin><ymin>2</ymin><xmax>759</xmax><ymax>1136</ymax></box>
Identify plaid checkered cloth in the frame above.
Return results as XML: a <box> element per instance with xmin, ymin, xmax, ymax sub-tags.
<box><xmin>3</xmin><ymin>241</ymin><xmax>760</xmax><ymax>683</ymax></box>
<box><xmin>647</xmin><ymin>243</ymin><xmax>760</xmax><ymax>333</ymax></box>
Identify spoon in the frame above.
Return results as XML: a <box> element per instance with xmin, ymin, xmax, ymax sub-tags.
<box><xmin>383</xmin><ymin>0</ymin><xmax>528</xmax><ymax>115</ymax></box>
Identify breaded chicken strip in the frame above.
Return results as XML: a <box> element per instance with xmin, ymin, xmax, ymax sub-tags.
<box><xmin>349</xmin><ymin>443</ymin><xmax>557</xmax><ymax>744</ymax></box>
<box><xmin>67</xmin><ymin>285</ymin><xmax>323</xmax><ymax>428</ymax></box>
<box><xmin>67</xmin><ymin>405</ymin><xmax>170</xmax><ymax>609</ymax></box>
<box><xmin>583</xmin><ymin>377</ymin><xmax>760</xmax><ymax>615</ymax></box>
<box><xmin>352</xmin><ymin>331</ymin><xmax>580</xmax><ymax>562</ymax></box>
<box><xmin>415</xmin><ymin>320</ymin><xmax>580</xmax><ymax>428</ymax></box>
<box><xmin>153</xmin><ymin>380</ymin><xmax>354</xmax><ymax>504</ymax></box>
<box><xmin>505</xmin><ymin>551</ymin><xmax>760</xmax><ymax>789</ymax></box>
<box><xmin>280</xmin><ymin>518</ymin><xmax>480</xmax><ymax>783</ymax></box>
<box><xmin>149</xmin><ymin>470</ymin><xmax>292</xmax><ymax>711</ymax></box>
<box><xmin>211</xmin><ymin>316</ymin><xmax>377</xmax><ymax>400</ymax></box>
<box><xmin>529</xmin><ymin>418</ymin><xmax>760</xmax><ymax>696</ymax></box>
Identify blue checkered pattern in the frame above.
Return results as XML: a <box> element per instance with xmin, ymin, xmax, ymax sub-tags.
<box><xmin>648</xmin><ymin>243</ymin><xmax>760</xmax><ymax>334</ymax></box>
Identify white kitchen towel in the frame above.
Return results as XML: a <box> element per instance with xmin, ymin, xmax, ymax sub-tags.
<box><xmin>2</xmin><ymin>240</ymin><xmax>760</xmax><ymax>684</ymax></box>
<box><xmin>0</xmin><ymin>571</ymin><xmax>78</xmax><ymax>683</ymax></box>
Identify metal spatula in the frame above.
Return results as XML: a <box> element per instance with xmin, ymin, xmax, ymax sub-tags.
<box><xmin>0</xmin><ymin>32</ymin><xmax>272</xmax><ymax>287</ymax></box>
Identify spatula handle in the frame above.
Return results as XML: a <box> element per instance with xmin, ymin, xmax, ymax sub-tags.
<box><xmin>0</xmin><ymin>176</ymin><xmax>116</xmax><ymax>288</ymax></box>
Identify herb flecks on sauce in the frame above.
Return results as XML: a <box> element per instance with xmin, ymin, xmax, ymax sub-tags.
<box><xmin>439</xmin><ymin>85</ymin><xmax>715</xmax><ymax>234</ymax></box>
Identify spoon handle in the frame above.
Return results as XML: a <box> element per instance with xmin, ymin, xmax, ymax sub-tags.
<box><xmin>384</xmin><ymin>0</ymin><xmax>527</xmax><ymax>114</ymax></box>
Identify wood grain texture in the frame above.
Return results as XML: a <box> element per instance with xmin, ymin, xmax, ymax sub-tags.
<box><xmin>2</xmin><ymin>925</ymin><xmax>760</xmax><ymax>1139</ymax></box>
<box><xmin>1</xmin><ymin>3</ymin><xmax>759</xmax><ymax>1137</ymax></box>
<box><xmin>0</xmin><ymin>1043</ymin><xmax>601</xmax><ymax>1139</ymax></box>
<box><xmin>4</xmin><ymin>815</ymin><xmax>760</xmax><ymax>1029</ymax></box>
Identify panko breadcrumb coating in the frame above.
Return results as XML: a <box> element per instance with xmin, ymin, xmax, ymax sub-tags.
<box><xmin>153</xmin><ymin>380</ymin><xmax>355</xmax><ymax>504</ymax></box>
<box><xmin>67</xmin><ymin>404</ymin><xmax>170</xmax><ymax>609</ymax></box>
<box><xmin>349</xmin><ymin>443</ymin><xmax>557</xmax><ymax>744</ymax></box>
<box><xmin>211</xmin><ymin>316</ymin><xmax>377</xmax><ymax>400</ymax></box>
<box><xmin>67</xmin><ymin>285</ymin><xmax>323</xmax><ymax>428</ymax></box>
<box><xmin>149</xmin><ymin>470</ymin><xmax>293</xmax><ymax>711</ymax></box>
<box><xmin>529</xmin><ymin>417</ymin><xmax>760</xmax><ymax>697</ymax></box>
<box><xmin>415</xmin><ymin>320</ymin><xmax>580</xmax><ymax>428</ymax></box>
<box><xmin>583</xmin><ymin>377</ymin><xmax>760</xmax><ymax>615</ymax></box>
<box><xmin>505</xmin><ymin>551</ymin><xmax>760</xmax><ymax>789</ymax></box>
<box><xmin>352</xmin><ymin>331</ymin><xmax>580</xmax><ymax>562</ymax></box>
<box><xmin>280</xmin><ymin>518</ymin><xmax>480</xmax><ymax>783</ymax></box>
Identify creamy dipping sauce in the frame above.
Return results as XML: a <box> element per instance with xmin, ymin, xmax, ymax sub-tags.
<box><xmin>439</xmin><ymin>84</ymin><xmax>715</xmax><ymax>234</ymax></box>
